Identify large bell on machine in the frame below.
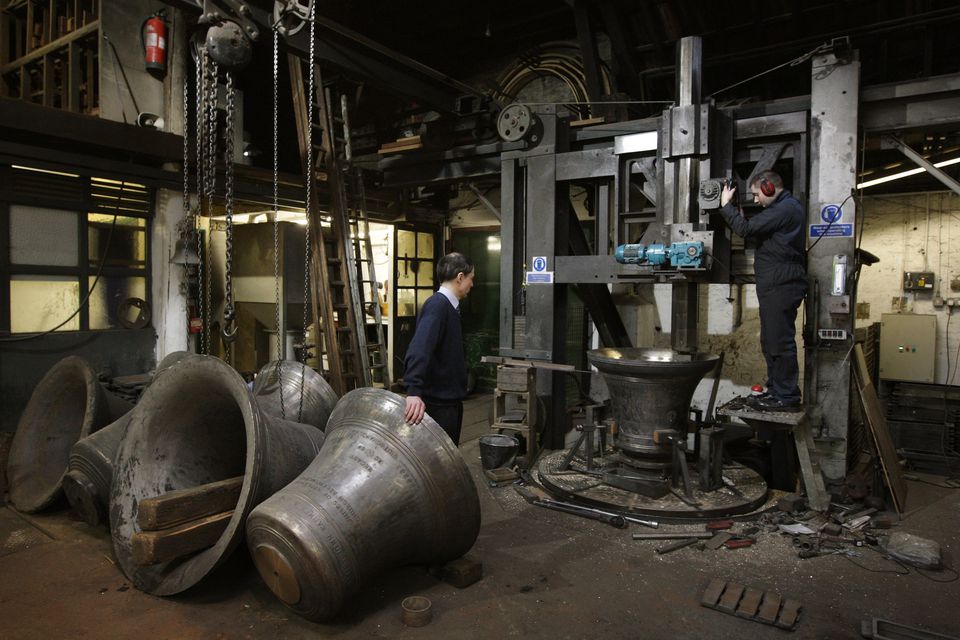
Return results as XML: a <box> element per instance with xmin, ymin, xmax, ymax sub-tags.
<box><xmin>63</xmin><ymin>351</ymin><xmax>191</xmax><ymax>527</ymax></box>
<box><xmin>109</xmin><ymin>354</ymin><xmax>326</xmax><ymax>596</ymax></box>
<box><xmin>7</xmin><ymin>356</ymin><xmax>133</xmax><ymax>513</ymax></box>
<box><xmin>246</xmin><ymin>387</ymin><xmax>481</xmax><ymax>621</ymax></box>
<box><xmin>587</xmin><ymin>348</ymin><xmax>720</xmax><ymax>468</ymax></box>
<box><xmin>252</xmin><ymin>360</ymin><xmax>338</xmax><ymax>431</ymax></box>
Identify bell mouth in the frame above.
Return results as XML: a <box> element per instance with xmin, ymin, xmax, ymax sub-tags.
<box><xmin>110</xmin><ymin>355</ymin><xmax>255</xmax><ymax>596</ymax></box>
<box><xmin>8</xmin><ymin>356</ymin><xmax>101</xmax><ymax>512</ymax></box>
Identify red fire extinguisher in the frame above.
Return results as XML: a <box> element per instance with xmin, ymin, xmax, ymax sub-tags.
<box><xmin>143</xmin><ymin>10</ymin><xmax>167</xmax><ymax>75</ymax></box>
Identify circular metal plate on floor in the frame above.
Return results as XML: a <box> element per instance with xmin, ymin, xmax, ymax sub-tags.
<box><xmin>536</xmin><ymin>450</ymin><xmax>769</xmax><ymax>520</ymax></box>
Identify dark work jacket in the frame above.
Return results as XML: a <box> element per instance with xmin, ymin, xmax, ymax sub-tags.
<box><xmin>719</xmin><ymin>190</ymin><xmax>806</xmax><ymax>295</ymax></box>
<box><xmin>403</xmin><ymin>292</ymin><xmax>467</xmax><ymax>402</ymax></box>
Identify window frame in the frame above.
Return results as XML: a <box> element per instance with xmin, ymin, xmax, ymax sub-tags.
<box><xmin>0</xmin><ymin>163</ymin><xmax>153</xmax><ymax>334</ymax></box>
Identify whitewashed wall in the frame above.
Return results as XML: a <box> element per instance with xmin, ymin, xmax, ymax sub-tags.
<box><xmin>856</xmin><ymin>191</ymin><xmax>960</xmax><ymax>385</ymax></box>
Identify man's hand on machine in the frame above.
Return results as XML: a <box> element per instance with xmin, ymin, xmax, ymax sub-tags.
<box><xmin>404</xmin><ymin>395</ymin><xmax>426</xmax><ymax>424</ymax></box>
<box><xmin>721</xmin><ymin>181</ymin><xmax>737</xmax><ymax>207</ymax></box>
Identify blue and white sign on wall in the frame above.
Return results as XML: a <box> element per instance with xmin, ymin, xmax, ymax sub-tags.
<box><xmin>527</xmin><ymin>255</ymin><xmax>554</xmax><ymax>284</ymax></box>
<box><xmin>810</xmin><ymin>204</ymin><xmax>853</xmax><ymax>238</ymax></box>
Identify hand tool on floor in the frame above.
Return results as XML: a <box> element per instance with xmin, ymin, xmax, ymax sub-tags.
<box><xmin>532</xmin><ymin>499</ymin><xmax>627</xmax><ymax>528</ymax></box>
<box><xmin>656</xmin><ymin>538</ymin><xmax>700</xmax><ymax>554</ymax></box>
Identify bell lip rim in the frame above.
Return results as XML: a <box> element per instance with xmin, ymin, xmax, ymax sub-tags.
<box><xmin>8</xmin><ymin>355</ymin><xmax>102</xmax><ymax>512</ymax></box>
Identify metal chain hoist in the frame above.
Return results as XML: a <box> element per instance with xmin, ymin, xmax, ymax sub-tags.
<box><xmin>195</xmin><ymin>53</ymin><xmax>207</xmax><ymax>355</ymax></box>
<box><xmin>296</xmin><ymin>2</ymin><xmax>318</xmax><ymax>421</ymax></box>
<box><xmin>271</xmin><ymin>27</ymin><xmax>286</xmax><ymax>419</ymax></box>
<box><xmin>221</xmin><ymin>71</ymin><xmax>238</xmax><ymax>358</ymax></box>
<box><xmin>203</xmin><ymin>52</ymin><xmax>219</xmax><ymax>355</ymax></box>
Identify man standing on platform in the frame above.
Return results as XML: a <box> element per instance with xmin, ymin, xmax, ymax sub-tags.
<box><xmin>720</xmin><ymin>171</ymin><xmax>806</xmax><ymax>412</ymax></box>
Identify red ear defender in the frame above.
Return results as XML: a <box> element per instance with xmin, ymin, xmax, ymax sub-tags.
<box><xmin>759</xmin><ymin>177</ymin><xmax>775</xmax><ymax>197</ymax></box>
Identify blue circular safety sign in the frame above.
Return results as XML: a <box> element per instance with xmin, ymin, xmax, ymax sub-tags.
<box><xmin>820</xmin><ymin>205</ymin><xmax>842</xmax><ymax>223</ymax></box>
<box><xmin>532</xmin><ymin>256</ymin><xmax>547</xmax><ymax>272</ymax></box>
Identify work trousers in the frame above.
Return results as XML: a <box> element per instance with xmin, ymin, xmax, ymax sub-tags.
<box><xmin>424</xmin><ymin>398</ymin><xmax>464</xmax><ymax>446</ymax></box>
<box><xmin>757</xmin><ymin>283</ymin><xmax>806</xmax><ymax>403</ymax></box>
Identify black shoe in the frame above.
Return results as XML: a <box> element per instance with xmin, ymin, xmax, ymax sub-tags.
<box><xmin>755</xmin><ymin>396</ymin><xmax>803</xmax><ymax>413</ymax></box>
<box><xmin>745</xmin><ymin>392</ymin><xmax>773</xmax><ymax>408</ymax></box>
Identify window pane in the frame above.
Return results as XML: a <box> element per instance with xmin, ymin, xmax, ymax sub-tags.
<box><xmin>88</xmin><ymin>213</ymin><xmax>146</xmax><ymax>228</ymax></box>
<box><xmin>416</xmin><ymin>232</ymin><xmax>434</xmax><ymax>259</ymax></box>
<box><xmin>88</xmin><ymin>214</ymin><xmax>146</xmax><ymax>267</ymax></box>
<box><xmin>89</xmin><ymin>276</ymin><xmax>147</xmax><ymax>329</ymax></box>
<box><xmin>10</xmin><ymin>205</ymin><xmax>78</xmax><ymax>266</ymax></box>
<box><xmin>397</xmin><ymin>259</ymin><xmax>416</xmax><ymax>286</ymax></box>
<box><xmin>397</xmin><ymin>288</ymin><xmax>416</xmax><ymax>317</ymax></box>
<box><xmin>397</xmin><ymin>230</ymin><xmax>416</xmax><ymax>258</ymax></box>
<box><xmin>418</xmin><ymin>261</ymin><xmax>434</xmax><ymax>287</ymax></box>
<box><xmin>10</xmin><ymin>276</ymin><xmax>80</xmax><ymax>332</ymax></box>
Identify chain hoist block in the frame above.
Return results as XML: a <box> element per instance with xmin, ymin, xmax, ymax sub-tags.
<box><xmin>205</xmin><ymin>20</ymin><xmax>253</xmax><ymax>72</ymax></box>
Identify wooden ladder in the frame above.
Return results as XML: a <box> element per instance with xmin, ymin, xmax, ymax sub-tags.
<box><xmin>288</xmin><ymin>55</ymin><xmax>365</xmax><ymax>395</ymax></box>
<box><xmin>344</xmin><ymin>163</ymin><xmax>391</xmax><ymax>388</ymax></box>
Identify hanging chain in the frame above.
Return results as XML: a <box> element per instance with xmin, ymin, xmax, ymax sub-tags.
<box><xmin>298</xmin><ymin>2</ymin><xmax>317</xmax><ymax>421</ymax></box>
<box><xmin>272</xmin><ymin>28</ymin><xmax>286</xmax><ymax>419</ymax></box>
<box><xmin>195</xmin><ymin>53</ymin><xmax>207</xmax><ymax>355</ymax></box>
<box><xmin>203</xmin><ymin>54</ymin><xmax>219</xmax><ymax>356</ymax></box>
<box><xmin>181</xmin><ymin>72</ymin><xmax>191</xmax><ymax>232</ymax></box>
<box><xmin>221</xmin><ymin>71</ymin><xmax>238</xmax><ymax>362</ymax></box>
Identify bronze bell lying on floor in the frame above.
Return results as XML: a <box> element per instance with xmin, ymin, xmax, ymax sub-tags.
<box><xmin>62</xmin><ymin>351</ymin><xmax>192</xmax><ymax>527</ymax></box>
<box><xmin>64</xmin><ymin>355</ymin><xmax>336</xmax><ymax>528</ymax></box>
<box><xmin>109</xmin><ymin>354</ymin><xmax>326</xmax><ymax>596</ymax></box>
<box><xmin>246</xmin><ymin>387</ymin><xmax>482</xmax><ymax>621</ymax></box>
<box><xmin>7</xmin><ymin>355</ymin><xmax>133</xmax><ymax>513</ymax></box>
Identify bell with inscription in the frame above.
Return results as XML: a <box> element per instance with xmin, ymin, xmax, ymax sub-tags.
<box><xmin>246</xmin><ymin>387</ymin><xmax>481</xmax><ymax>621</ymax></box>
<box><xmin>110</xmin><ymin>354</ymin><xmax>326</xmax><ymax>596</ymax></box>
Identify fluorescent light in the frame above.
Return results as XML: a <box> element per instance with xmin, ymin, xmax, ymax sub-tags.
<box><xmin>857</xmin><ymin>156</ymin><xmax>960</xmax><ymax>189</ymax></box>
<box><xmin>12</xmin><ymin>164</ymin><xmax>80</xmax><ymax>178</ymax></box>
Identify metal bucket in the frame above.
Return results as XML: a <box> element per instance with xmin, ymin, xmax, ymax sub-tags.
<box><xmin>109</xmin><ymin>354</ymin><xmax>325</xmax><ymax>596</ymax></box>
<box><xmin>587</xmin><ymin>348</ymin><xmax>719</xmax><ymax>467</ymax></box>
<box><xmin>478</xmin><ymin>434</ymin><xmax>519</xmax><ymax>470</ymax></box>
<box><xmin>252</xmin><ymin>360</ymin><xmax>338</xmax><ymax>431</ymax></box>
<box><xmin>7</xmin><ymin>356</ymin><xmax>133</xmax><ymax>513</ymax></box>
<box><xmin>246</xmin><ymin>387</ymin><xmax>481</xmax><ymax>621</ymax></box>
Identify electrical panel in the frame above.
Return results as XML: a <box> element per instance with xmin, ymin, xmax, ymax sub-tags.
<box><xmin>879</xmin><ymin>314</ymin><xmax>937</xmax><ymax>383</ymax></box>
<box><xmin>903</xmin><ymin>271</ymin><xmax>935</xmax><ymax>291</ymax></box>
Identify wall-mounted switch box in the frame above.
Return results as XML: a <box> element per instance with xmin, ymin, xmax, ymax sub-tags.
<box><xmin>903</xmin><ymin>271</ymin><xmax>935</xmax><ymax>291</ymax></box>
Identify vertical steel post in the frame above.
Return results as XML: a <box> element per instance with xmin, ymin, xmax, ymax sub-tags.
<box><xmin>665</xmin><ymin>37</ymin><xmax>704</xmax><ymax>353</ymax></box>
<box><xmin>806</xmin><ymin>50</ymin><xmax>860</xmax><ymax>481</ymax></box>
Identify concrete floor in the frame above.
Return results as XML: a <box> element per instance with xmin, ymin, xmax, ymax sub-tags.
<box><xmin>1</xmin><ymin>393</ymin><xmax>959</xmax><ymax>639</ymax></box>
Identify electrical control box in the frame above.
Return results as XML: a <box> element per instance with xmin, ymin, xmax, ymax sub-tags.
<box><xmin>903</xmin><ymin>271</ymin><xmax>935</xmax><ymax>291</ymax></box>
<box><xmin>879</xmin><ymin>314</ymin><xmax>937</xmax><ymax>383</ymax></box>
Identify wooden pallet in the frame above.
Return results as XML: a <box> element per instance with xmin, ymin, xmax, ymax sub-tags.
<box><xmin>701</xmin><ymin>578</ymin><xmax>802</xmax><ymax>631</ymax></box>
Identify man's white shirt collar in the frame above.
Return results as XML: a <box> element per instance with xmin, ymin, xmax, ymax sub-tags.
<box><xmin>438</xmin><ymin>285</ymin><xmax>459</xmax><ymax>309</ymax></box>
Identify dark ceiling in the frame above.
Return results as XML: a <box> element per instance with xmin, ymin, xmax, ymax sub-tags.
<box><xmin>235</xmin><ymin>0</ymin><xmax>960</xmax><ymax>194</ymax></box>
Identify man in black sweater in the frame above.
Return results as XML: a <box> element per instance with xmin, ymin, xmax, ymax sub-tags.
<box><xmin>402</xmin><ymin>252</ymin><xmax>475</xmax><ymax>444</ymax></box>
<box><xmin>720</xmin><ymin>171</ymin><xmax>807</xmax><ymax>412</ymax></box>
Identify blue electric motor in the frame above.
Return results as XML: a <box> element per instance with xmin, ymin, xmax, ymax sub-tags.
<box><xmin>615</xmin><ymin>241</ymin><xmax>704</xmax><ymax>268</ymax></box>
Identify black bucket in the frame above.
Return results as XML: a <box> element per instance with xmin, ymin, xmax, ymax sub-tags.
<box><xmin>478</xmin><ymin>434</ymin><xmax>519</xmax><ymax>471</ymax></box>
